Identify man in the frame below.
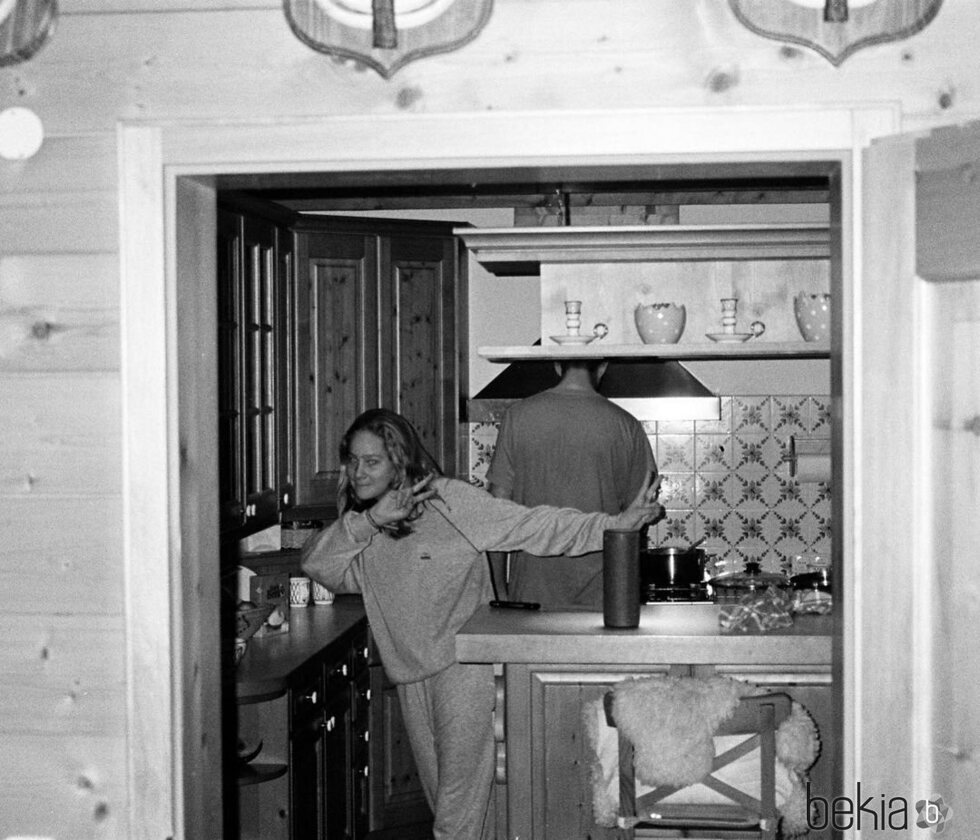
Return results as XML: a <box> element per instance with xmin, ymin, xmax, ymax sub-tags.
<box><xmin>486</xmin><ymin>360</ymin><xmax>657</xmax><ymax>609</ymax></box>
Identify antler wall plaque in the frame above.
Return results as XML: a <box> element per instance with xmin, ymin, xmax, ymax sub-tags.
<box><xmin>0</xmin><ymin>0</ymin><xmax>58</xmax><ymax>67</ymax></box>
<box><xmin>284</xmin><ymin>0</ymin><xmax>493</xmax><ymax>79</ymax></box>
<box><xmin>729</xmin><ymin>0</ymin><xmax>944</xmax><ymax>66</ymax></box>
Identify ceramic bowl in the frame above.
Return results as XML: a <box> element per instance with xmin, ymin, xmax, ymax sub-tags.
<box><xmin>634</xmin><ymin>302</ymin><xmax>686</xmax><ymax>344</ymax></box>
<box><xmin>793</xmin><ymin>293</ymin><xmax>831</xmax><ymax>342</ymax></box>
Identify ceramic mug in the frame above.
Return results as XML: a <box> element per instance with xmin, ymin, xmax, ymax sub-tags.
<box><xmin>289</xmin><ymin>576</ymin><xmax>310</xmax><ymax>608</ymax></box>
<box><xmin>311</xmin><ymin>581</ymin><xmax>335</xmax><ymax>605</ymax></box>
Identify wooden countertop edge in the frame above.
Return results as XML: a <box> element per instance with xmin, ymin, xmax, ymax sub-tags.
<box><xmin>235</xmin><ymin>596</ymin><xmax>367</xmax><ymax>700</ymax></box>
<box><xmin>454</xmin><ymin>604</ymin><xmax>833</xmax><ymax>666</ymax></box>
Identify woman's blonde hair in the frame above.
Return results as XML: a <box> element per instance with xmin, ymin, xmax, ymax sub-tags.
<box><xmin>337</xmin><ymin>408</ymin><xmax>442</xmax><ymax>514</ymax></box>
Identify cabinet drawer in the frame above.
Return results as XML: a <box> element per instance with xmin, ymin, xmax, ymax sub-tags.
<box><xmin>290</xmin><ymin>661</ymin><xmax>324</xmax><ymax>724</ymax></box>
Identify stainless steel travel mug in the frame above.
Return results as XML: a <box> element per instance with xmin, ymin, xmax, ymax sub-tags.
<box><xmin>603</xmin><ymin>529</ymin><xmax>640</xmax><ymax>628</ymax></box>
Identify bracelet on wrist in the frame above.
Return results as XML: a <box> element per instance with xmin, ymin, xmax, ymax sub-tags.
<box><xmin>364</xmin><ymin>509</ymin><xmax>381</xmax><ymax>531</ymax></box>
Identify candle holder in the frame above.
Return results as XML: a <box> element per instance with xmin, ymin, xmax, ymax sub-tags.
<box><xmin>564</xmin><ymin>299</ymin><xmax>582</xmax><ymax>335</ymax></box>
<box><xmin>720</xmin><ymin>297</ymin><xmax>738</xmax><ymax>334</ymax></box>
<box><xmin>706</xmin><ymin>297</ymin><xmax>765</xmax><ymax>343</ymax></box>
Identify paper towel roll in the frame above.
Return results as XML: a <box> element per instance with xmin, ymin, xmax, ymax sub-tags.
<box><xmin>795</xmin><ymin>453</ymin><xmax>831</xmax><ymax>483</ymax></box>
<box><xmin>787</xmin><ymin>437</ymin><xmax>831</xmax><ymax>482</ymax></box>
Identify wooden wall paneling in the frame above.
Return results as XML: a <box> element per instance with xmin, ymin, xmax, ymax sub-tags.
<box><xmin>3</xmin><ymin>1</ymin><xmax>975</xmax><ymax>134</ymax></box>
<box><xmin>0</xmin><ymin>497</ymin><xmax>123</xmax><ymax>615</ymax></box>
<box><xmin>916</xmin><ymin>122</ymin><xmax>980</xmax><ymax>281</ymax></box>
<box><xmin>859</xmin><ymin>132</ymin><xmax>920</xmax><ymax>802</ymax></box>
<box><xmin>914</xmin><ymin>122</ymin><xmax>980</xmax><ymax>836</ymax></box>
<box><xmin>0</xmin><ymin>307</ymin><xmax>119</xmax><ymax>371</ymax></box>
<box><xmin>63</xmin><ymin>0</ymin><xmax>275</xmax><ymax>10</ymax></box>
<box><xmin>927</xmin><ymin>280</ymin><xmax>980</xmax><ymax>832</ymax></box>
<box><xmin>0</xmin><ymin>613</ymin><xmax>125</xmax><ymax>736</ymax></box>
<box><xmin>1</xmin><ymin>373</ymin><xmax>120</xmax><ymax>495</ymax></box>
<box><xmin>0</xmin><ymin>135</ymin><xmax>117</xmax><ymax>194</ymax></box>
<box><xmin>0</xmin><ymin>733</ymin><xmax>126</xmax><ymax>838</ymax></box>
<box><xmin>0</xmin><ymin>253</ymin><xmax>118</xmax><ymax>309</ymax></box>
<box><xmin>0</xmin><ymin>192</ymin><xmax>118</xmax><ymax>253</ymax></box>
<box><xmin>118</xmin><ymin>122</ymin><xmax>170</xmax><ymax>840</ymax></box>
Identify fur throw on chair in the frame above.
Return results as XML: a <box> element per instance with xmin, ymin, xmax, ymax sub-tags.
<box><xmin>584</xmin><ymin>675</ymin><xmax>821</xmax><ymax>836</ymax></box>
<box><xmin>613</xmin><ymin>675</ymin><xmax>747</xmax><ymax>786</ymax></box>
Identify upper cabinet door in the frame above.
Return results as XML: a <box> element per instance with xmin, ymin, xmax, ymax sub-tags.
<box><xmin>378</xmin><ymin>231</ymin><xmax>464</xmax><ymax>477</ymax></box>
<box><xmin>241</xmin><ymin>215</ymin><xmax>281</xmax><ymax>524</ymax></box>
<box><xmin>294</xmin><ymin>218</ymin><xmax>466</xmax><ymax>508</ymax></box>
<box><xmin>217</xmin><ymin>209</ymin><xmax>246</xmax><ymax>532</ymax></box>
<box><xmin>295</xmin><ymin>228</ymin><xmax>379</xmax><ymax>508</ymax></box>
<box><xmin>860</xmin><ymin>121</ymin><xmax>980</xmax><ymax>828</ymax></box>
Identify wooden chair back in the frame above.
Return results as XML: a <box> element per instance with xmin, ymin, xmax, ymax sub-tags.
<box><xmin>602</xmin><ymin>690</ymin><xmax>793</xmax><ymax>839</ymax></box>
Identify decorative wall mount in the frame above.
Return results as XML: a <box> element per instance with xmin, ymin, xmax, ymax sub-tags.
<box><xmin>0</xmin><ymin>0</ymin><xmax>57</xmax><ymax>67</ymax></box>
<box><xmin>283</xmin><ymin>0</ymin><xmax>493</xmax><ymax>79</ymax></box>
<box><xmin>729</xmin><ymin>0</ymin><xmax>944</xmax><ymax>66</ymax></box>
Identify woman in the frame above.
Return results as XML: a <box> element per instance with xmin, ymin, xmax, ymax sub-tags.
<box><xmin>301</xmin><ymin>408</ymin><xmax>662</xmax><ymax>840</ymax></box>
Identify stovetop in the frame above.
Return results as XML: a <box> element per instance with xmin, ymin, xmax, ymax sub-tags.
<box><xmin>642</xmin><ymin>584</ymin><xmax>713</xmax><ymax>604</ymax></box>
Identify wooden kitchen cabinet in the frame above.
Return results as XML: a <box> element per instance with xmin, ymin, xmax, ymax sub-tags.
<box><xmin>235</xmin><ymin>614</ymin><xmax>430</xmax><ymax>840</ymax></box>
<box><xmin>293</xmin><ymin>216</ymin><xmax>467</xmax><ymax>507</ymax></box>
<box><xmin>290</xmin><ymin>659</ymin><xmax>327</xmax><ymax>840</ymax></box>
<box><xmin>367</xmin><ymin>664</ymin><xmax>431</xmax><ymax>834</ymax></box>
<box><xmin>217</xmin><ymin>195</ymin><xmax>297</xmax><ymax>537</ymax></box>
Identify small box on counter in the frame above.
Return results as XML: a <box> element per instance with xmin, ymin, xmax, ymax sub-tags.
<box><xmin>247</xmin><ymin>571</ymin><xmax>290</xmax><ymax>637</ymax></box>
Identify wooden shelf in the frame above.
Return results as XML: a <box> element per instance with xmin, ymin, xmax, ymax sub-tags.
<box><xmin>238</xmin><ymin>761</ymin><xmax>288</xmax><ymax>787</ymax></box>
<box><xmin>478</xmin><ymin>341</ymin><xmax>830</xmax><ymax>362</ymax></box>
<box><xmin>454</xmin><ymin>224</ymin><xmax>831</xmax><ymax>276</ymax></box>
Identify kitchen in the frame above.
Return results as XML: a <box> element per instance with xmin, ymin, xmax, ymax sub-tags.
<box><xmin>219</xmin><ymin>168</ymin><xmax>836</xmax><ymax>840</ymax></box>
<box><xmin>3</xmin><ymin>3</ymin><xmax>979</xmax><ymax>840</ymax></box>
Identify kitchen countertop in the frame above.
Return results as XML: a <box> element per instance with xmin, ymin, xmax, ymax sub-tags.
<box><xmin>235</xmin><ymin>595</ymin><xmax>366</xmax><ymax>701</ymax></box>
<box><xmin>455</xmin><ymin>603</ymin><xmax>832</xmax><ymax>666</ymax></box>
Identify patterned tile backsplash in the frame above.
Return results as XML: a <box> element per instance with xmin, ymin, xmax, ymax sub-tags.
<box><xmin>468</xmin><ymin>395</ymin><xmax>831</xmax><ymax>575</ymax></box>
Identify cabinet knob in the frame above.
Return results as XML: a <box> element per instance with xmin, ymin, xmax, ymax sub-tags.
<box><xmin>326</xmin><ymin>715</ymin><xmax>336</xmax><ymax>731</ymax></box>
<box><xmin>342</xmin><ymin>664</ymin><xmax>348</xmax><ymax>677</ymax></box>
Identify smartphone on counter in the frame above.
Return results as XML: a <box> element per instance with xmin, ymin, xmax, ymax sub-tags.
<box><xmin>489</xmin><ymin>599</ymin><xmax>541</xmax><ymax>611</ymax></box>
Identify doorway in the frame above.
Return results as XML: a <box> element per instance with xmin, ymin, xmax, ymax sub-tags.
<box><xmin>119</xmin><ymin>106</ymin><xmax>892</xmax><ymax>839</ymax></box>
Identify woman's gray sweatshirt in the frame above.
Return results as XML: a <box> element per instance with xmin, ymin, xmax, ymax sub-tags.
<box><xmin>301</xmin><ymin>477</ymin><xmax>629</xmax><ymax>683</ymax></box>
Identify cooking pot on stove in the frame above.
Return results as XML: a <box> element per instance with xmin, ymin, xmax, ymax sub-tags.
<box><xmin>788</xmin><ymin>568</ymin><xmax>832</xmax><ymax>592</ymax></box>
<box><xmin>640</xmin><ymin>546</ymin><xmax>708</xmax><ymax>590</ymax></box>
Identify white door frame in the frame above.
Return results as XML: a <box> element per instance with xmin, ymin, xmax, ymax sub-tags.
<box><xmin>118</xmin><ymin>105</ymin><xmax>897</xmax><ymax>839</ymax></box>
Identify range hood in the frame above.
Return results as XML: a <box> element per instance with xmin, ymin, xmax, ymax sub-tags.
<box><xmin>470</xmin><ymin>348</ymin><xmax>721</xmax><ymax>422</ymax></box>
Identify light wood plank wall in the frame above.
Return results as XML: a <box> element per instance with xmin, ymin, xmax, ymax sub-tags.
<box><xmin>2</xmin><ymin>1</ymin><xmax>980</xmax><ymax>837</ymax></box>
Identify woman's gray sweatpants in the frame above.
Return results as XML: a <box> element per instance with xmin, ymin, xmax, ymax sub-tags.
<box><xmin>397</xmin><ymin>661</ymin><xmax>497</xmax><ymax>840</ymax></box>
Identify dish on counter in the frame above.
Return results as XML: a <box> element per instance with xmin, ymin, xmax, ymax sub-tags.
<box><xmin>705</xmin><ymin>332</ymin><xmax>754</xmax><ymax>343</ymax></box>
<box><xmin>550</xmin><ymin>334</ymin><xmax>596</xmax><ymax>345</ymax></box>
